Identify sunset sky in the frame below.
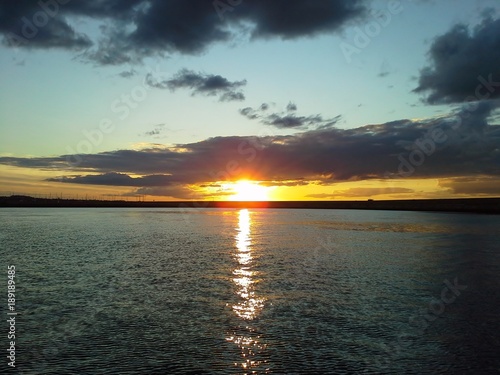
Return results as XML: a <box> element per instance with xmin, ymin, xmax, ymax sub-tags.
<box><xmin>1</xmin><ymin>0</ymin><xmax>499</xmax><ymax>201</ymax></box>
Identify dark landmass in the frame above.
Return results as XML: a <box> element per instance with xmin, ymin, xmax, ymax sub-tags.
<box><xmin>1</xmin><ymin>195</ymin><xmax>499</xmax><ymax>214</ymax></box>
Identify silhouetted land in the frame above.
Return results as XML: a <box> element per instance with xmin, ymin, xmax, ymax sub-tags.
<box><xmin>1</xmin><ymin>195</ymin><xmax>499</xmax><ymax>214</ymax></box>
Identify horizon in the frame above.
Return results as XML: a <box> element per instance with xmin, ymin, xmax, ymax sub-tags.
<box><xmin>3</xmin><ymin>193</ymin><xmax>500</xmax><ymax>203</ymax></box>
<box><xmin>2</xmin><ymin>194</ymin><xmax>500</xmax><ymax>215</ymax></box>
<box><xmin>1</xmin><ymin>1</ymin><xmax>500</xmax><ymax>201</ymax></box>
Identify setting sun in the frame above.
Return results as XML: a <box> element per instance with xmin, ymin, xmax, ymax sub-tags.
<box><xmin>229</xmin><ymin>181</ymin><xmax>271</xmax><ymax>201</ymax></box>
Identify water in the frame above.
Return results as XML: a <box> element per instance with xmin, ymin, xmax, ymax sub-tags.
<box><xmin>1</xmin><ymin>208</ymin><xmax>499</xmax><ymax>374</ymax></box>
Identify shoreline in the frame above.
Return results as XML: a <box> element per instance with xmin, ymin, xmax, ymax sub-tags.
<box><xmin>1</xmin><ymin>196</ymin><xmax>499</xmax><ymax>214</ymax></box>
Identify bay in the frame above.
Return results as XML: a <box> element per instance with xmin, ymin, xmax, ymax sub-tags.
<box><xmin>1</xmin><ymin>208</ymin><xmax>499</xmax><ymax>374</ymax></box>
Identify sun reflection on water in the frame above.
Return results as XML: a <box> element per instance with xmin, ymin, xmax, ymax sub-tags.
<box><xmin>226</xmin><ymin>209</ymin><xmax>268</xmax><ymax>372</ymax></box>
<box><xmin>232</xmin><ymin>209</ymin><xmax>265</xmax><ymax>320</ymax></box>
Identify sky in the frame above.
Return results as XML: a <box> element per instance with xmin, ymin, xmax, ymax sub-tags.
<box><xmin>0</xmin><ymin>0</ymin><xmax>500</xmax><ymax>201</ymax></box>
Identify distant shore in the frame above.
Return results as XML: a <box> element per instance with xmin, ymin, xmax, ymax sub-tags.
<box><xmin>1</xmin><ymin>195</ymin><xmax>499</xmax><ymax>214</ymax></box>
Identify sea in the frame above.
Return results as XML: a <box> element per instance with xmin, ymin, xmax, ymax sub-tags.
<box><xmin>1</xmin><ymin>207</ymin><xmax>500</xmax><ymax>374</ymax></box>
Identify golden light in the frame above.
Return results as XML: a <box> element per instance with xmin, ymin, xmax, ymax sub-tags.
<box><xmin>232</xmin><ymin>209</ymin><xmax>265</xmax><ymax>320</ymax></box>
<box><xmin>229</xmin><ymin>180</ymin><xmax>271</xmax><ymax>201</ymax></box>
<box><xmin>227</xmin><ymin>209</ymin><xmax>267</xmax><ymax>372</ymax></box>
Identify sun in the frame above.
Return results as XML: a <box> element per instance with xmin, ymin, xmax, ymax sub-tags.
<box><xmin>229</xmin><ymin>180</ymin><xmax>270</xmax><ymax>201</ymax></box>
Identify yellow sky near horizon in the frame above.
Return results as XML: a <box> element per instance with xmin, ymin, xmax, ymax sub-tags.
<box><xmin>2</xmin><ymin>165</ymin><xmax>494</xmax><ymax>201</ymax></box>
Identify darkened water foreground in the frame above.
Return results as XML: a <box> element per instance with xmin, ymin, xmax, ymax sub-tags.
<box><xmin>1</xmin><ymin>208</ymin><xmax>500</xmax><ymax>374</ymax></box>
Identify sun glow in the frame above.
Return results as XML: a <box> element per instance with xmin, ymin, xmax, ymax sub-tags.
<box><xmin>229</xmin><ymin>180</ymin><xmax>270</xmax><ymax>201</ymax></box>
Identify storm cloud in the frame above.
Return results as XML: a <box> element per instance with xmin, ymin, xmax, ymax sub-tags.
<box><xmin>0</xmin><ymin>0</ymin><xmax>92</xmax><ymax>50</ymax></box>
<box><xmin>415</xmin><ymin>18</ymin><xmax>500</xmax><ymax>104</ymax></box>
<box><xmin>0</xmin><ymin>0</ymin><xmax>367</xmax><ymax>65</ymax></box>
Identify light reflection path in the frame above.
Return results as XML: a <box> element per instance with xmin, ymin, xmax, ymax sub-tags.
<box><xmin>226</xmin><ymin>209</ymin><xmax>268</xmax><ymax>373</ymax></box>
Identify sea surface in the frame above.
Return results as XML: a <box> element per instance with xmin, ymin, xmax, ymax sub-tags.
<box><xmin>1</xmin><ymin>208</ymin><xmax>500</xmax><ymax>374</ymax></box>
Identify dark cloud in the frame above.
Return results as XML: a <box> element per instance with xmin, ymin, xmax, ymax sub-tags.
<box><xmin>47</xmin><ymin>172</ymin><xmax>175</xmax><ymax>187</ymax></box>
<box><xmin>241</xmin><ymin>0</ymin><xmax>367</xmax><ymax>40</ymax></box>
<box><xmin>286</xmin><ymin>102</ymin><xmax>298</xmax><ymax>112</ymax></box>
<box><xmin>414</xmin><ymin>18</ymin><xmax>500</xmax><ymax>104</ymax></box>
<box><xmin>0</xmin><ymin>0</ymin><xmax>367</xmax><ymax>64</ymax></box>
<box><xmin>118</xmin><ymin>69</ymin><xmax>137</xmax><ymax>78</ymax></box>
<box><xmin>0</xmin><ymin>0</ymin><xmax>92</xmax><ymax>50</ymax></box>
<box><xmin>145</xmin><ymin>129</ymin><xmax>160</xmax><ymax>136</ymax></box>
<box><xmin>146</xmin><ymin>69</ymin><xmax>246</xmax><ymax>102</ymax></box>
<box><xmin>264</xmin><ymin>113</ymin><xmax>340</xmax><ymax>129</ymax></box>
<box><xmin>240</xmin><ymin>107</ymin><xmax>259</xmax><ymax>120</ymax></box>
<box><xmin>240</xmin><ymin>103</ymin><xmax>340</xmax><ymax>129</ymax></box>
<box><xmin>2</xmin><ymin>101</ymin><xmax>499</xmax><ymax>198</ymax></box>
<box><xmin>220</xmin><ymin>91</ymin><xmax>245</xmax><ymax>102</ymax></box>
<box><xmin>80</xmin><ymin>24</ymin><xmax>156</xmax><ymax>65</ymax></box>
<box><xmin>438</xmin><ymin>176</ymin><xmax>500</xmax><ymax>195</ymax></box>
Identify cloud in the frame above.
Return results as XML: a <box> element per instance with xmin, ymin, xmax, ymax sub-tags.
<box><xmin>0</xmin><ymin>0</ymin><xmax>367</xmax><ymax>65</ymax></box>
<box><xmin>306</xmin><ymin>187</ymin><xmax>415</xmax><ymax>199</ymax></box>
<box><xmin>240</xmin><ymin>107</ymin><xmax>259</xmax><ymax>120</ymax></box>
<box><xmin>47</xmin><ymin>172</ymin><xmax>175</xmax><ymax>187</ymax></box>
<box><xmin>2</xmin><ymin>101</ymin><xmax>499</xmax><ymax>198</ymax></box>
<box><xmin>118</xmin><ymin>69</ymin><xmax>137</xmax><ymax>78</ymax></box>
<box><xmin>438</xmin><ymin>176</ymin><xmax>500</xmax><ymax>195</ymax></box>
<box><xmin>146</xmin><ymin>69</ymin><xmax>246</xmax><ymax>102</ymax></box>
<box><xmin>260</xmin><ymin>179</ymin><xmax>308</xmax><ymax>187</ymax></box>
<box><xmin>263</xmin><ymin>114</ymin><xmax>340</xmax><ymax>129</ymax></box>
<box><xmin>378</xmin><ymin>60</ymin><xmax>396</xmax><ymax>78</ymax></box>
<box><xmin>141</xmin><ymin>124</ymin><xmax>167</xmax><ymax>137</ymax></box>
<box><xmin>241</xmin><ymin>0</ymin><xmax>367</xmax><ymax>39</ymax></box>
<box><xmin>414</xmin><ymin>18</ymin><xmax>500</xmax><ymax>104</ymax></box>
<box><xmin>286</xmin><ymin>102</ymin><xmax>298</xmax><ymax>112</ymax></box>
<box><xmin>240</xmin><ymin>103</ymin><xmax>341</xmax><ymax>129</ymax></box>
<box><xmin>0</xmin><ymin>1</ymin><xmax>92</xmax><ymax>51</ymax></box>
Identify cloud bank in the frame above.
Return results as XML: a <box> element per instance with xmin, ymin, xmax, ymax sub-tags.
<box><xmin>1</xmin><ymin>101</ymin><xmax>499</xmax><ymax>197</ymax></box>
<box><xmin>1</xmin><ymin>0</ymin><xmax>367</xmax><ymax>65</ymax></box>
